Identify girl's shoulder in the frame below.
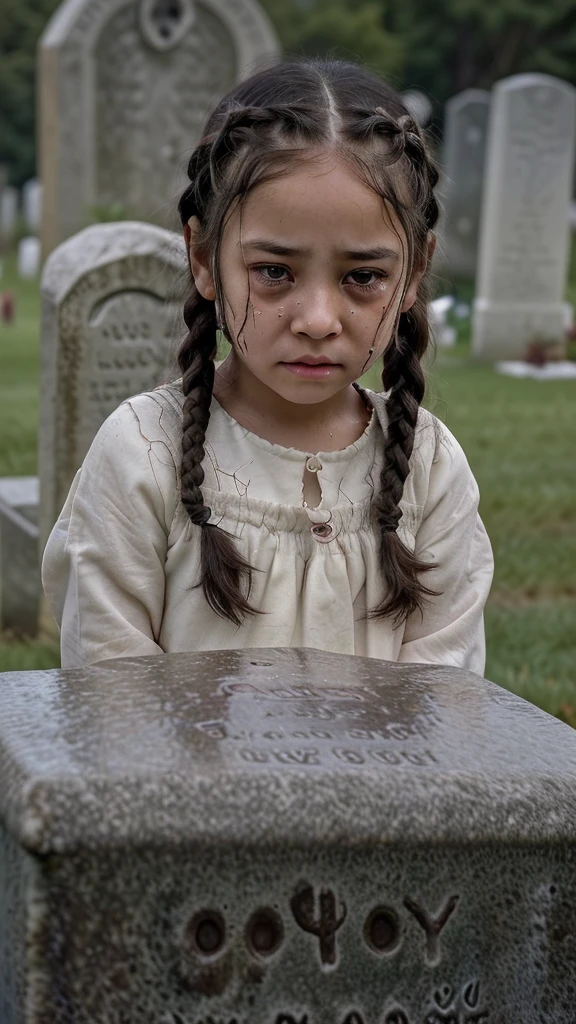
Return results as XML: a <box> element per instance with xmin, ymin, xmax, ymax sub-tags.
<box><xmin>109</xmin><ymin>379</ymin><xmax>185</xmax><ymax>460</ymax></box>
<box><xmin>366</xmin><ymin>389</ymin><xmax>477</xmax><ymax>507</ymax></box>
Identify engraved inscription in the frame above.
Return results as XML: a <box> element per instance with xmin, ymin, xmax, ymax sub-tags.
<box><xmin>364</xmin><ymin>906</ymin><xmax>401</xmax><ymax>955</ymax></box>
<box><xmin>189</xmin><ymin>984</ymin><xmax>489</xmax><ymax>1024</ymax></box>
<box><xmin>404</xmin><ymin>894</ymin><xmax>460</xmax><ymax>967</ymax></box>
<box><xmin>290</xmin><ymin>885</ymin><xmax>347</xmax><ymax>966</ymax></box>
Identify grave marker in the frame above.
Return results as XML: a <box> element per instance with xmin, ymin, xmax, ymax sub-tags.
<box><xmin>442</xmin><ymin>89</ymin><xmax>490</xmax><ymax>282</ymax></box>
<box><xmin>38</xmin><ymin>0</ymin><xmax>279</xmax><ymax>254</ymax></box>
<box><xmin>1</xmin><ymin>647</ymin><xmax>576</xmax><ymax>1021</ymax></box>
<box><xmin>0</xmin><ymin>478</ymin><xmax>40</xmax><ymax>636</ymax></box>
<box><xmin>0</xmin><ymin>186</ymin><xmax>18</xmax><ymax>249</ymax></box>
<box><xmin>21</xmin><ymin>178</ymin><xmax>42</xmax><ymax>233</ymax></box>
<box><xmin>473</xmin><ymin>74</ymin><xmax>576</xmax><ymax>360</ymax></box>
<box><xmin>38</xmin><ymin>220</ymin><xmax>187</xmax><ymax>547</ymax></box>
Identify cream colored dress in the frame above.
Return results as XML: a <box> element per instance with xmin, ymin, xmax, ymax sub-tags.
<box><xmin>42</xmin><ymin>382</ymin><xmax>494</xmax><ymax>672</ymax></box>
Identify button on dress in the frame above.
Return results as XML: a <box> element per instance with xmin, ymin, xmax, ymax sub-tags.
<box><xmin>42</xmin><ymin>382</ymin><xmax>494</xmax><ymax>672</ymax></box>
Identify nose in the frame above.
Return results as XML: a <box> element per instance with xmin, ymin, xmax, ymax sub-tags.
<box><xmin>290</xmin><ymin>286</ymin><xmax>343</xmax><ymax>340</ymax></box>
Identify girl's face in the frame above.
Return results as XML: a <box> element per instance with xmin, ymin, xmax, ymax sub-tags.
<box><xmin>191</xmin><ymin>153</ymin><xmax>422</xmax><ymax>406</ymax></box>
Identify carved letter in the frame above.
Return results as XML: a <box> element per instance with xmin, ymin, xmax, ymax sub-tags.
<box><xmin>290</xmin><ymin>885</ymin><xmax>347</xmax><ymax>966</ymax></box>
<box><xmin>403</xmin><ymin>894</ymin><xmax>460</xmax><ymax>966</ymax></box>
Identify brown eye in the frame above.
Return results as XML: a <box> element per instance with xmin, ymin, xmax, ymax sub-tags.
<box><xmin>255</xmin><ymin>264</ymin><xmax>290</xmax><ymax>284</ymax></box>
<box><xmin>346</xmin><ymin>269</ymin><xmax>386</xmax><ymax>289</ymax></box>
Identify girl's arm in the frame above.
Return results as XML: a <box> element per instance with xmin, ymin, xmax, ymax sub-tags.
<box><xmin>42</xmin><ymin>398</ymin><xmax>179</xmax><ymax>668</ymax></box>
<box><xmin>398</xmin><ymin>425</ymin><xmax>494</xmax><ymax>676</ymax></box>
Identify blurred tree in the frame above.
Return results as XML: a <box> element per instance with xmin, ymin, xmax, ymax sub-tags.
<box><xmin>0</xmin><ymin>0</ymin><xmax>60</xmax><ymax>187</ymax></box>
<box><xmin>385</xmin><ymin>0</ymin><xmax>576</xmax><ymax>105</ymax></box>
<box><xmin>260</xmin><ymin>0</ymin><xmax>402</xmax><ymax>81</ymax></box>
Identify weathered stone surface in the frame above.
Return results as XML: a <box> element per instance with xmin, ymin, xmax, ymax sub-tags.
<box><xmin>38</xmin><ymin>221</ymin><xmax>186</xmax><ymax>547</ymax></box>
<box><xmin>473</xmin><ymin>73</ymin><xmax>576</xmax><ymax>360</ymax></box>
<box><xmin>442</xmin><ymin>89</ymin><xmax>490</xmax><ymax>282</ymax></box>
<box><xmin>1</xmin><ymin>647</ymin><xmax>576</xmax><ymax>1022</ymax></box>
<box><xmin>0</xmin><ymin>478</ymin><xmax>40</xmax><ymax>636</ymax></box>
<box><xmin>38</xmin><ymin>0</ymin><xmax>280</xmax><ymax>254</ymax></box>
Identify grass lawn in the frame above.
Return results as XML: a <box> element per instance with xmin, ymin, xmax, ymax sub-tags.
<box><xmin>0</xmin><ymin>249</ymin><xmax>575</xmax><ymax>727</ymax></box>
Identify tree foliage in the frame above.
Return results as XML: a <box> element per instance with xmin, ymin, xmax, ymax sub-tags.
<box><xmin>260</xmin><ymin>0</ymin><xmax>402</xmax><ymax>82</ymax></box>
<box><xmin>0</xmin><ymin>0</ymin><xmax>60</xmax><ymax>186</ymax></box>
<box><xmin>1</xmin><ymin>0</ymin><xmax>576</xmax><ymax>186</ymax></box>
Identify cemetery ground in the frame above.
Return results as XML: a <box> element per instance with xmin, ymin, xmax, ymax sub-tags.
<box><xmin>0</xmin><ymin>250</ymin><xmax>575</xmax><ymax>727</ymax></box>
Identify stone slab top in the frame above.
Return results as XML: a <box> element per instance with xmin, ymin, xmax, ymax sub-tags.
<box><xmin>0</xmin><ymin>476</ymin><xmax>38</xmax><ymax>509</ymax></box>
<box><xmin>1</xmin><ymin>648</ymin><xmax>576</xmax><ymax>855</ymax></box>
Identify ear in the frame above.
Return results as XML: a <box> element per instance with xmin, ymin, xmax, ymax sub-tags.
<box><xmin>400</xmin><ymin>232</ymin><xmax>436</xmax><ymax>313</ymax></box>
<box><xmin>184</xmin><ymin>216</ymin><xmax>216</xmax><ymax>301</ymax></box>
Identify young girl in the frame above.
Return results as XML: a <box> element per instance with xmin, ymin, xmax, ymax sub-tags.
<box><xmin>42</xmin><ymin>59</ymin><xmax>493</xmax><ymax>671</ymax></box>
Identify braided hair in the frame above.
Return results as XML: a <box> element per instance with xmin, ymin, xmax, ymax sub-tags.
<box><xmin>177</xmin><ymin>59</ymin><xmax>440</xmax><ymax>626</ymax></box>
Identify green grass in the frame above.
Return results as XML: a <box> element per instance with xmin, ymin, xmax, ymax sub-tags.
<box><xmin>1</xmin><ymin>250</ymin><xmax>575</xmax><ymax>727</ymax></box>
<box><xmin>0</xmin><ymin>254</ymin><xmax>41</xmax><ymax>477</ymax></box>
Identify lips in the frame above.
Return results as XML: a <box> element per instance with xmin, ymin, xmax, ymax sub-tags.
<box><xmin>283</xmin><ymin>356</ymin><xmax>338</xmax><ymax>366</ymax></box>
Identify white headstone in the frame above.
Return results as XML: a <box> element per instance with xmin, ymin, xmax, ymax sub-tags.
<box><xmin>401</xmin><ymin>89</ymin><xmax>433</xmax><ymax>127</ymax></box>
<box><xmin>39</xmin><ymin>221</ymin><xmax>187</xmax><ymax>546</ymax></box>
<box><xmin>22</xmin><ymin>178</ymin><xmax>43</xmax><ymax>233</ymax></box>
<box><xmin>17</xmin><ymin>237</ymin><xmax>41</xmax><ymax>279</ymax></box>
<box><xmin>38</xmin><ymin>0</ymin><xmax>280</xmax><ymax>255</ymax></box>
<box><xmin>0</xmin><ymin>186</ymin><xmax>18</xmax><ymax>247</ymax></box>
<box><xmin>442</xmin><ymin>89</ymin><xmax>490</xmax><ymax>281</ymax></box>
<box><xmin>473</xmin><ymin>74</ymin><xmax>576</xmax><ymax>360</ymax></box>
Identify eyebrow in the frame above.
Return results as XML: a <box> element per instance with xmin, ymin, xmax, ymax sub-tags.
<box><xmin>241</xmin><ymin>239</ymin><xmax>400</xmax><ymax>261</ymax></box>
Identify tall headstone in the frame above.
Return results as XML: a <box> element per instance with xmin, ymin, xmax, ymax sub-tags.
<box><xmin>0</xmin><ymin>186</ymin><xmax>18</xmax><ymax>249</ymax></box>
<box><xmin>442</xmin><ymin>89</ymin><xmax>490</xmax><ymax>282</ymax></box>
<box><xmin>38</xmin><ymin>0</ymin><xmax>280</xmax><ymax>255</ymax></box>
<box><xmin>39</xmin><ymin>220</ymin><xmax>187</xmax><ymax>547</ymax></box>
<box><xmin>3</xmin><ymin>647</ymin><xmax>576</xmax><ymax>1022</ymax></box>
<box><xmin>473</xmin><ymin>74</ymin><xmax>576</xmax><ymax>360</ymax></box>
<box><xmin>22</xmin><ymin>178</ymin><xmax>43</xmax><ymax>233</ymax></box>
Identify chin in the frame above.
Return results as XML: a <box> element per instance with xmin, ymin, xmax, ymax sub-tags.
<box><xmin>275</xmin><ymin>384</ymin><xmax>346</xmax><ymax>405</ymax></box>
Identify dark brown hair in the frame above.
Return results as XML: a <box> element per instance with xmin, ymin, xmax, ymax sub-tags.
<box><xmin>177</xmin><ymin>58</ymin><xmax>440</xmax><ymax>627</ymax></box>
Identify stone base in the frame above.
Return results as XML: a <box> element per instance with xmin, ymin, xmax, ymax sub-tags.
<box><xmin>2</xmin><ymin>649</ymin><xmax>576</xmax><ymax>1022</ymax></box>
<box><xmin>0</xmin><ymin>477</ymin><xmax>40</xmax><ymax>637</ymax></box>
<box><xmin>472</xmin><ymin>299</ymin><xmax>572</xmax><ymax>361</ymax></box>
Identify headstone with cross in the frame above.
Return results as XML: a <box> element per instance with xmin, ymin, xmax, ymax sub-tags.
<box><xmin>1</xmin><ymin>647</ymin><xmax>576</xmax><ymax>1022</ymax></box>
<box><xmin>38</xmin><ymin>0</ymin><xmax>280</xmax><ymax>255</ymax></box>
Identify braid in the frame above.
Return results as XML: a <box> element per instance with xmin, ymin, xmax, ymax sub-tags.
<box><xmin>372</xmin><ymin>295</ymin><xmax>439</xmax><ymax>625</ymax></box>
<box><xmin>178</xmin><ymin>285</ymin><xmax>259</xmax><ymax>625</ymax></box>
<box><xmin>344</xmin><ymin>101</ymin><xmax>441</xmax><ymax>623</ymax></box>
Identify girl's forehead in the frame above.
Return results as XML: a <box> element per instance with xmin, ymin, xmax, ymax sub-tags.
<box><xmin>227</xmin><ymin>156</ymin><xmax>405</xmax><ymax>252</ymax></box>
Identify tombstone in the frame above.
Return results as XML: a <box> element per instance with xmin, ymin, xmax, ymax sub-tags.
<box><xmin>17</xmin><ymin>237</ymin><xmax>41</xmax><ymax>279</ymax></box>
<box><xmin>38</xmin><ymin>0</ymin><xmax>280</xmax><ymax>255</ymax></box>
<box><xmin>39</xmin><ymin>220</ymin><xmax>187</xmax><ymax>548</ymax></box>
<box><xmin>21</xmin><ymin>178</ymin><xmax>43</xmax><ymax>233</ymax></box>
<box><xmin>401</xmin><ymin>90</ymin><xmax>433</xmax><ymax>127</ymax></box>
<box><xmin>2</xmin><ymin>647</ymin><xmax>576</xmax><ymax>1022</ymax></box>
<box><xmin>441</xmin><ymin>89</ymin><xmax>490</xmax><ymax>282</ymax></box>
<box><xmin>473</xmin><ymin>74</ymin><xmax>576</xmax><ymax>360</ymax></box>
<box><xmin>0</xmin><ymin>478</ymin><xmax>40</xmax><ymax>636</ymax></box>
<box><xmin>0</xmin><ymin>186</ymin><xmax>18</xmax><ymax>249</ymax></box>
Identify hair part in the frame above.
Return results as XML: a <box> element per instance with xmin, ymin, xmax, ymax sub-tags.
<box><xmin>177</xmin><ymin>58</ymin><xmax>440</xmax><ymax>626</ymax></box>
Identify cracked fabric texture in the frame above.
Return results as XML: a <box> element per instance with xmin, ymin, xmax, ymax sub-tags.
<box><xmin>41</xmin><ymin>382</ymin><xmax>493</xmax><ymax>671</ymax></box>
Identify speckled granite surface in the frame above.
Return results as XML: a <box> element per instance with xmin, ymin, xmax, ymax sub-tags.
<box><xmin>1</xmin><ymin>647</ymin><xmax>576</xmax><ymax>1023</ymax></box>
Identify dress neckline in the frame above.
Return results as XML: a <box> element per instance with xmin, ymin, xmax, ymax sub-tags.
<box><xmin>209</xmin><ymin>388</ymin><xmax>378</xmax><ymax>463</ymax></box>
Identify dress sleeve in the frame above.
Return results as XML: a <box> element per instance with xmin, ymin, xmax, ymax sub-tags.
<box><xmin>398</xmin><ymin>422</ymin><xmax>494</xmax><ymax>675</ymax></box>
<box><xmin>41</xmin><ymin>397</ymin><xmax>180</xmax><ymax>668</ymax></box>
